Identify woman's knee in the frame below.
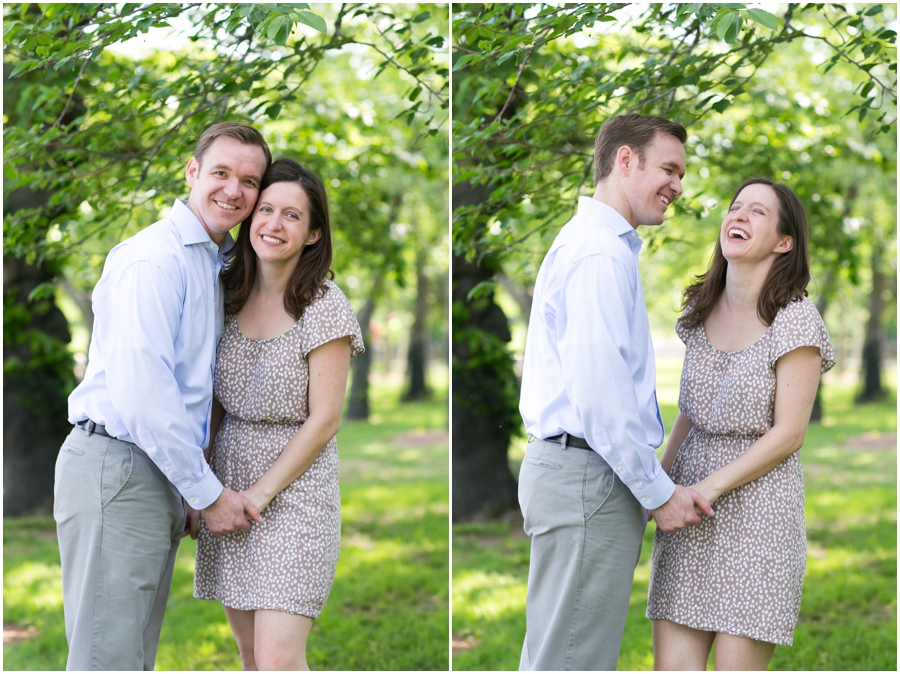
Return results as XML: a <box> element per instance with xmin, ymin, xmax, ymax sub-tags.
<box><xmin>252</xmin><ymin>647</ymin><xmax>306</xmax><ymax>671</ymax></box>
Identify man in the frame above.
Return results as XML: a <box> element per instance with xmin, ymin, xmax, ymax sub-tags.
<box><xmin>55</xmin><ymin>122</ymin><xmax>271</xmax><ymax>670</ymax></box>
<box><xmin>517</xmin><ymin>113</ymin><xmax>715</xmax><ymax>671</ymax></box>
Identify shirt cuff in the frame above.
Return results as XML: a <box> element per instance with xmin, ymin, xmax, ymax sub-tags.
<box><xmin>178</xmin><ymin>469</ymin><xmax>224</xmax><ymax>510</ymax></box>
<box><xmin>627</xmin><ymin>470</ymin><xmax>676</xmax><ymax>510</ymax></box>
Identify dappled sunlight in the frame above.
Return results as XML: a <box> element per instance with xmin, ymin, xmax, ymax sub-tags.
<box><xmin>4</xmin><ymin>561</ymin><xmax>64</xmax><ymax>612</ymax></box>
<box><xmin>453</xmin><ymin>570</ymin><xmax>525</xmax><ymax>622</ymax></box>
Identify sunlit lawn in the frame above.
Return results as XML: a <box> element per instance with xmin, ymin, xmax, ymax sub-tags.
<box><xmin>4</xmin><ymin>368</ymin><xmax>450</xmax><ymax>671</ymax></box>
<box><xmin>453</xmin><ymin>362</ymin><xmax>896</xmax><ymax>671</ymax></box>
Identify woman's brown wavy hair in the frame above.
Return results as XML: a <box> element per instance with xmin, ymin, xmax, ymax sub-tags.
<box><xmin>680</xmin><ymin>178</ymin><xmax>810</xmax><ymax>330</ymax></box>
<box><xmin>222</xmin><ymin>158</ymin><xmax>334</xmax><ymax>320</ymax></box>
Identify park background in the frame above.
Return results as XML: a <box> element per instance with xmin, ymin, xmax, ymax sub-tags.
<box><xmin>451</xmin><ymin>3</ymin><xmax>896</xmax><ymax>671</ymax></box>
<box><xmin>4</xmin><ymin>3</ymin><xmax>449</xmax><ymax>670</ymax></box>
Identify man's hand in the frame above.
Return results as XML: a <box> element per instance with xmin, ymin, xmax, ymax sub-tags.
<box><xmin>649</xmin><ymin>485</ymin><xmax>715</xmax><ymax>533</ymax></box>
<box><xmin>201</xmin><ymin>488</ymin><xmax>263</xmax><ymax>536</ymax></box>
<box><xmin>183</xmin><ymin>501</ymin><xmax>202</xmax><ymax>539</ymax></box>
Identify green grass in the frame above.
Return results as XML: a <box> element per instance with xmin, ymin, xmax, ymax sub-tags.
<box><xmin>4</xmin><ymin>369</ymin><xmax>450</xmax><ymax>671</ymax></box>
<box><xmin>453</xmin><ymin>369</ymin><xmax>896</xmax><ymax>671</ymax></box>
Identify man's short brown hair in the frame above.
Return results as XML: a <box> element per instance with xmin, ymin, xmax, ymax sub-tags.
<box><xmin>592</xmin><ymin>114</ymin><xmax>687</xmax><ymax>186</ymax></box>
<box><xmin>194</xmin><ymin>122</ymin><xmax>272</xmax><ymax>168</ymax></box>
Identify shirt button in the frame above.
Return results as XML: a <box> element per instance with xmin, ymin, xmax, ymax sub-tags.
<box><xmin>165</xmin><ymin>466</ymin><xmax>170</xmax><ymax>472</ymax></box>
<box><xmin>641</xmin><ymin>497</ymin><xmax>648</xmax><ymax>503</ymax></box>
<box><xmin>618</xmin><ymin>466</ymin><xmax>623</xmax><ymax>472</ymax></box>
<box><xmin>189</xmin><ymin>498</ymin><xmax>196</xmax><ymax>503</ymax></box>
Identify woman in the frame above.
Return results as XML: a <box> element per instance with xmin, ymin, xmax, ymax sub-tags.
<box><xmin>646</xmin><ymin>178</ymin><xmax>835</xmax><ymax>670</ymax></box>
<box><xmin>194</xmin><ymin>158</ymin><xmax>364</xmax><ymax>670</ymax></box>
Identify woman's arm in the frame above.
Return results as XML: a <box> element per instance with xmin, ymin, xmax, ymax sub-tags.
<box><xmin>206</xmin><ymin>397</ymin><xmax>226</xmax><ymax>464</ymax></box>
<box><xmin>660</xmin><ymin>412</ymin><xmax>694</xmax><ymax>475</ymax></box>
<box><xmin>692</xmin><ymin>346</ymin><xmax>822</xmax><ymax>504</ymax></box>
<box><xmin>243</xmin><ymin>336</ymin><xmax>352</xmax><ymax>513</ymax></box>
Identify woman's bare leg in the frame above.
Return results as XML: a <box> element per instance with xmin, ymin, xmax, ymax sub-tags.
<box><xmin>253</xmin><ymin>609</ymin><xmax>314</xmax><ymax>671</ymax></box>
<box><xmin>653</xmin><ymin>619</ymin><xmax>716</xmax><ymax>671</ymax></box>
<box><xmin>714</xmin><ymin>632</ymin><xmax>776</xmax><ymax>671</ymax></box>
<box><xmin>223</xmin><ymin>606</ymin><xmax>258</xmax><ymax>671</ymax></box>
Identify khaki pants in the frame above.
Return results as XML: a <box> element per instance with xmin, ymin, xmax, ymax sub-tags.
<box><xmin>54</xmin><ymin>427</ymin><xmax>185</xmax><ymax>671</ymax></box>
<box><xmin>518</xmin><ymin>437</ymin><xmax>647</xmax><ymax>671</ymax></box>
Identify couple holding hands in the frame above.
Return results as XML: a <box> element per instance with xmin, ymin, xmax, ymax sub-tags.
<box><xmin>55</xmin><ymin>123</ymin><xmax>363</xmax><ymax>671</ymax></box>
<box><xmin>518</xmin><ymin>114</ymin><xmax>834</xmax><ymax>671</ymax></box>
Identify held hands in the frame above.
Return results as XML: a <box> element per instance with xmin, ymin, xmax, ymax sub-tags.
<box><xmin>183</xmin><ymin>501</ymin><xmax>202</xmax><ymax>539</ymax></box>
<box><xmin>649</xmin><ymin>484</ymin><xmax>715</xmax><ymax>533</ymax></box>
<box><xmin>201</xmin><ymin>487</ymin><xmax>264</xmax><ymax>536</ymax></box>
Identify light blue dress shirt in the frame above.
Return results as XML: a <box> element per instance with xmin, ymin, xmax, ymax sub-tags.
<box><xmin>68</xmin><ymin>199</ymin><xmax>231</xmax><ymax>510</ymax></box>
<box><xmin>520</xmin><ymin>196</ymin><xmax>676</xmax><ymax>509</ymax></box>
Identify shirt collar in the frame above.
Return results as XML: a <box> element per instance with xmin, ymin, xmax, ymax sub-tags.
<box><xmin>171</xmin><ymin>199</ymin><xmax>235</xmax><ymax>258</ymax></box>
<box><xmin>577</xmin><ymin>196</ymin><xmax>636</xmax><ymax>236</ymax></box>
<box><xmin>577</xmin><ymin>196</ymin><xmax>643</xmax><ymax>252</ymax></box>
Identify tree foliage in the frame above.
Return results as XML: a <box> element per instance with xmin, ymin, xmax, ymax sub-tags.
<box><xmin>451</xmin><ymin>2</ymin><xmax>896</xmax><ymax>519</ymax></box>
<box><xmin>3</xmin><ymin>2</ymin><xmax>449</xmax><ymax>514</ymax></box>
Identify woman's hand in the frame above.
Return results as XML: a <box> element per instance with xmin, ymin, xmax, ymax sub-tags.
<box><xmin>690</xmin><ymin>479</ymin><xmax>721</xmax><ymax>511</ymax></box>
<box><xmin>241</xmin><ymin>485</ymin><xmax>273</xmax><ymax>518</ymax></box>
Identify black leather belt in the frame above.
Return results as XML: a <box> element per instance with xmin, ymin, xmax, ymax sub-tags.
<box><xmin>76</xmin><ymin>419</ymin><xmax>115</xmax><ymax>439</ymax></box>
<box><xmin>544</xmin><ymin>433</ymin><xmax>592</xmax><ymax>450</ymax></box>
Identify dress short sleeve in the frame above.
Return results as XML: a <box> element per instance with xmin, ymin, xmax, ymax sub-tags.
<box><xmin>299</xmin><ymin>280</ymin><xmax>365</xmax><ymax>358</ymax></box>
<box><xmin>675</xmin><ymin>310</ymin><xmax>693</xmax><ymax>344</ymax></box>
<box><xmin>770</xmin><ymin>297</ymin><xmax>835</xmax><ymax>374</ymax></box>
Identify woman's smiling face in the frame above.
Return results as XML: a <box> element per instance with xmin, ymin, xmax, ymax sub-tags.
<box><xmin>249</xmin><ymin>181</ymin><xmax>321</xmax><ymax>268</ymax></box>
<box><xmin>720</xmin><ymin>182</ymin><xmax>793</xmax><ymax>263</ymax></box>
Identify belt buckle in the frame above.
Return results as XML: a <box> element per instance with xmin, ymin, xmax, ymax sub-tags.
<box><xmin>85</xmin><ymin>420</ymin><xmax>96</xmax><ymax>436</ymax></box>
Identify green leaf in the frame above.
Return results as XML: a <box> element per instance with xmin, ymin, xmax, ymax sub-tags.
<box><xmin>412</xmin><ymin>11</ymin><xmax>431</xmax><ymax>23</ymax></box>
<box><xmin>274</xmin><ymin>20</ymin><xmax>292</xmax><ymax>45</ymax></box>
<box><xmin>267</xmin><ymin>15</ymin><xmax>285</xmax><ymax>41</ymax></box>
<box><xmin>295</xmin><ymin>10</ymin><xmax>326</xmax><ymax>33</ymax></box>
<box><xmin>716</xmin><ymin>13</ymin><xmax>734</xmax><ymax>41</ymax></box>
<box><xmin>723</xmin><ymin>14</ymin><xmax>741</xmax><ymax>43</ymax></box>
<box><xmin>9</xmin><ymin>59</ymin><xmax>39</xmax><ymax>78</ymax></box>
<box><xmin>745</xmin><ymin>8</ymin><xmax>778</xmax><ymax>30</ymax></box>
<box><xmin>265</xmin><ymin>103</ymin><xmax>282</xmax><ymax>120</ymax></box>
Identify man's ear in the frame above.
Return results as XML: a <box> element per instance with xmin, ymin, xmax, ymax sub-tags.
<box><xmin>185</xmin><ymin>156</ymin><xmax>200</xmax><ymax>187</ymax></box>
<box><xmin>774</xmin><ymin>235</ymin><xmax>794</xmax><ymax>254</ymax></box>
<box><xmin>616</xmin><ymin>145</ymin><xmax>635</xmax><ymax>177</ymax></box>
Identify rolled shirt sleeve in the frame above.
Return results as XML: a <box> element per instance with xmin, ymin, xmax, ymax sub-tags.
<box><xmin>93</xmin><ymin>259</ymin><xmax>223</xmax><ymax>509</ymax></box>
<box><xmin>559</xmin><ymin>256</ymin><xmax>675</xmax><ymax>509</ymax></box>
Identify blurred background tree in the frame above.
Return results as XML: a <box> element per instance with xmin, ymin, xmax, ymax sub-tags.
<box><xmin>4</xmin><ymin>2</ymin><xmax>449</xmax><ymax>516</ymax></box>
<box><xmin>452</xmin><ymin>3</ymin><xmax>896</xmax><ymax>520</ymax></box>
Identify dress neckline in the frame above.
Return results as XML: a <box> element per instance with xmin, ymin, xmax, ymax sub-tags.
<box><xmin>699</xmin><ymin>318</ymin><xmax>775</xmax><ymax>356</ymax></box>
<box><xmin>231</xmin><ymin>313</ymin><xmax>301</xmax><ymax>344</ymax></box>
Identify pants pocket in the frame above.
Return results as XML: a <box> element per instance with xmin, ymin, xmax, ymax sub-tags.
<box><xmin>522</xmin><ymin>456</ymin><xmax>563</xmax><ymax>470</ymax></box>
<box><xmin>61</xmin><ymin>441</ymin><xmax>85</xmax><ymax>456</ymax></box>
<box><xmin>101</xmin><ymin>443</ymin><xmax>134</xmax><ymax>508</ymax></box>
<box><xmin>583</xmin><ymin>453</ymin><xmax>615</xmax><ymax>521</ymax></box>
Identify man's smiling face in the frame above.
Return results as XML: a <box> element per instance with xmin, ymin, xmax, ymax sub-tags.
<box><xmin>622</xmin><ymin>131</ymin><xmax>686</xmax><ymax>227</ymax></box>
<box><xmin>185</xmin><ymin>136</ymin><xmax>268</xmax><ymax>244</ymax></box>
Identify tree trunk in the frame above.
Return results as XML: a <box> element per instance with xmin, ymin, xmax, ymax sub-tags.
<box><xmin>403</xmin><ymin>250</ymin><xmax>430</xmax><ymax>401</ymax></box>
<box><xmin>4</xmin><ymin>31</ymin><xmax>87</xmax><ymax>515</ymax></box>
<box><xmin>452</xmin><ymin>174</ymin><xmax>522</xmax><ymax>520</ymax></box>
<box><xmin>3</xmin><ymin>253</ymin><xmax>73</xmax><ymax>516</ymax></box>
<box><xmin>856</xmin><ymin>233</ymin><xmax>886</xmax><ymax>402</ymax></box>
<box><xmin>346</xmin><ymin>277</ymin><xmax>381</xmax><ymax>421</ymax></box>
